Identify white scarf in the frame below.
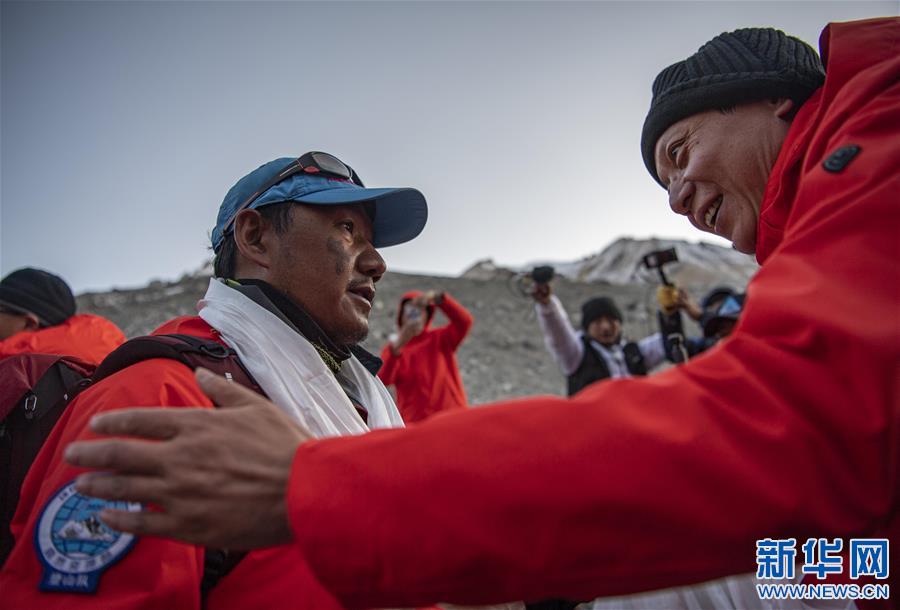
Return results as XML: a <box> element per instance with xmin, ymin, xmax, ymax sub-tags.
<box><xmin>197</xmin><ymin>278</ymin><xmax>404</xmax><ymax>438</ymax></box>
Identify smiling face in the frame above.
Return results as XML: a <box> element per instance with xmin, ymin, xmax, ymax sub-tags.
<box><xmin>653</xmin><ymin>99</ymin><xmax>794</xmax><ymax>253</ymax></box>
<box><xmin>234</xmin><ymin>202</ymin><xmax>386</xmax><ymax>346</ymax></box>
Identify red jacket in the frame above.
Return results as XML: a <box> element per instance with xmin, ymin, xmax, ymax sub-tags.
<box><xmin>0</xmin><ymin>314</ymin><xmax>125</xmax><ymax>365</ymax></box>
<box><xmin>284</xmin><ymin>19</ymin><xmax>899</xmax><ymax>608</ymax></box>
<box><xmin>0</xmin><ymin>316</ymin><xmax>342</xmax><ymax>610</ymax></box>
<box><xmin>378</xmin><ymin>291</ymin><xmax>473</xmax><ymax>423</ymax></box>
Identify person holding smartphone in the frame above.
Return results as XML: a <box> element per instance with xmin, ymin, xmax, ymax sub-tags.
<box><xmin>379</xmin><ymin>290</ymin><xmax>473</xmax><ymax>423</ymax></box>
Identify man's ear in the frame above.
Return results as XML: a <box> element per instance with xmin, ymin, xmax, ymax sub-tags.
<box><xmin>771</xmin><ymin>97</ymin><xmax>796</xmax><ymax>121</ymax></box>
<box><xmin>233</xmin><ymin>209</ymin><xmax>274</xmax><ymax>271</ymax></box>
<box><xmin>22</xmin><ymin>313</ymin><xmax>40</xmax><ymax>331</ymax></box>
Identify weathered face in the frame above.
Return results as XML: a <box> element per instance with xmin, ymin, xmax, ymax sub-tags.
<box><xmin>587</xmin><ymin>316</ymin><xmax>621</xmax><ymax>347</ymax></box>
<box><xmin>0</xmin><ymin>310</ymin><xmax>32</xmax><ymax>340</ymax></box>
<box><xmin>266</xmin><ymin>203</ymin><xmax>386</xmax><ymax>346</ymax></box>
<box><xmin>654</xmin><ymin>100</ymin><xmax>793</xmax><ymax>254</ymax></box>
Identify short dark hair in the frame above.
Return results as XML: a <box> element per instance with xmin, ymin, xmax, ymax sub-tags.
<box><xmin>212</xmin><ymin>202</ymin><xmax>296</xmax><ymax>279</ymax></box>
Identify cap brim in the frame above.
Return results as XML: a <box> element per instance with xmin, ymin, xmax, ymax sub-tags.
<box><xmin>295</xmin><ymin>187</ymin><xmax>427</xmax><ymax>248</ymax></box>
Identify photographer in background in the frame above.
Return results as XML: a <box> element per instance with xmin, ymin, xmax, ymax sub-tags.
<box><xmin>530</xmin><ymin>267</ymin><xmax>677</xmax><ymax>395</ymax></box>
<box><xmin>656</xmin><ymin>284</ymin><xmax>747</xmax><ymax>361</ymax></box>
<box><xmin>378</xmin><ymin>290</ymin><xmax>473</xmax><ymax>423</ymax></box>
<box><xmin>670</xmin><ymin>287</ymin><xmax>746</xmax><ymax>359</ymax></box>
<box><xmin>700</xmin><ymin>290</ymin><xmax>745</xmax><ymax>342</ymax></box>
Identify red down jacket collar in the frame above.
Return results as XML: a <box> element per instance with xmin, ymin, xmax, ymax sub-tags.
<box><xmin>755</xmin><ymin>18</ymin><xmax>896</xmax><ymax>265</ymax></box>
<box><xmin>0</xmin><ymin>313</ymin><xmax>125</xmax><ymax>365</ymax></box>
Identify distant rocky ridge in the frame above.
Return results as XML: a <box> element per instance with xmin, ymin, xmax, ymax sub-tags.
<box><xmin>463</xmin><ymin>237</ymin><xmax>758</xmax><ymax>288</ymax></box>
<box><xmin>77</xmin><ymin>238</ymin><xmax>757</xmax><ymax>404</ymax></box>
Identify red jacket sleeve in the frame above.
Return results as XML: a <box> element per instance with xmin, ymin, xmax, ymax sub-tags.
<box><xmin>433</xmin><ymin>292</ymin><xmax>473</xmax><ymax>352</ymax></box>
<box><xmin>282</xmin><ymin>45</ymin><xmax>899</xmax><ymax>610</ymax></box>
<box><xmin>0</xmin><ymin>359</ymin><xmax>214</xmax><ymax>609</ymax></box>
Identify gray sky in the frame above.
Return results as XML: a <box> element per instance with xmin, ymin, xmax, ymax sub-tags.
<box><xmin>2</xmin><ymin>1</ymin><xmax>895</xmax><ymax>293</ymax></box>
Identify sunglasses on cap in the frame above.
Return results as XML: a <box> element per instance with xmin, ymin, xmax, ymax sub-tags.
<box><xmin>222</xmin><ymin>151</ymin><xmax>365</xmax><ymax>236</ymax></box>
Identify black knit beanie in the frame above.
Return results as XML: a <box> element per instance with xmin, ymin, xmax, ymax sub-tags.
<box><xmin>581</xmin><ymin>297</ymin><xmax>622</xmax><ymax>330</ymax></box>
<box><xmin>0</xmin><ymin>268</ymin><xmax>76</xmax><ymax>326</ymax></box>
<box><xmin>641</xmin><ymin>27</ymin><xmax>825</xmax><ymax>187</ymax></box>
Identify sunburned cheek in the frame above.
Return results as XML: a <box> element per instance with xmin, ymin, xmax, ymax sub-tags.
<box><xmin>325</xmin><ymin>237</ymin><xmax>350</xmax><ymax>276</ymax></box>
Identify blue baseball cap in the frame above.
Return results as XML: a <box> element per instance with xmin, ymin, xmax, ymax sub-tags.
<box><xmin>212</xmin><ymin>156</ymin><xmax>428</xmax><ymax>252</ymax></box>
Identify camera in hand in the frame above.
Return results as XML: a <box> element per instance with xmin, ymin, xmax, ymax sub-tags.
<box><xmin>642</xmin><ymin>248</ymin><xmax>678</xmax><ymax>286</ymax></box>
<box><xmin>642</xmin><ymin>248</ymin><xmax>678</xmax><ymax>270</ymax></box>
<box><xmin>531</xmin><ymin>265</ymin><xmax>555</xmax><ymax>285</ymax></box>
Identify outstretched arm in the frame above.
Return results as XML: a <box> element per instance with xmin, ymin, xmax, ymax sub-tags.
<box><xmin>534</xmin><ymin>294</ymin><xmax>584</xmax><ymax>376</ymax></box>
<box><xmin>434</xmin><ymin>292</ymin><xmax>474</xmax><ymax>351</ymax></box>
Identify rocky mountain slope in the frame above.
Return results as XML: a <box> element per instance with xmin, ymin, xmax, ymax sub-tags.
<box><xmin>463</xmin><ymin>237</ymin><xmax>758</xmax><ymax>288</ymax></box>
<box><xmin>77</xmin><ymin>238</ymin><xmax>757</xmax><ymax>404</ymax></box>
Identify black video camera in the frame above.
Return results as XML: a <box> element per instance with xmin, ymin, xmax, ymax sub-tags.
<box><xmin>531</xmin><ymin>265</ymin><xmax>555</xmax><ymax>285</ymax></box>
<box><xmin>510</xmin><ymin>265</ymin><xmax>556</xmax><ymax>299</ymax></box>
<box><xmin>642</xmin><ymin>248</ymin><xmax>677</xmax><ymax>270</ymax></box>
<box><xmin>642</xmin><ymin>248</ymin><xmax>678</xmax><ymax>286</ymax></box>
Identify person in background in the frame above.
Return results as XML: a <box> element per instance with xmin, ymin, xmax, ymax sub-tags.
<box><xmin>0</xmin><ymin>268</ymin><xmax>124</xmax><ymax>364</ymax></box>
<box><xmin>531</xmin><ymin>282</ymin><xmax>673</xmax><ymax>394</ymax></box>
<box><xmin>695</xmin><ymin>286</ymin><xmax>732</xmax><ymax>332</ymax></box>
<box><xmin>379</xmin><ymin>290</ymin><xmax>472</xmax><ymax>423</ymax></box>
<box><xmin>701</xmin><ymin>291</ymin><xmax>744</xmax><ymax>341</ymax></box>
<box><xmin>660</xmin><ymin>285</ymin><xmax>745</xmax><ymax>360</ymax></box>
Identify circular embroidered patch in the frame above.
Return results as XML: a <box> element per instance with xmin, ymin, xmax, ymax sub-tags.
<box><xmin>34</xmin><ymin>481</ymin><xmax>141</xmax><ymax>593</ymax></box>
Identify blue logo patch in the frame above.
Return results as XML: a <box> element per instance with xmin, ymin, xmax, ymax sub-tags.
<box><xmin>34</xmin><ymin>481</ymin><xmax>141</xmax><ymax>593</ymax></box>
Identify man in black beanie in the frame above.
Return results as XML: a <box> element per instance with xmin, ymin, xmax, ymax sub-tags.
<box><xmin>640</xmin><ymin>26</ymin><xmax>829</xmax><ymax>255</ymax></box>
<box><xmin>0</xmin><ymin>268</ymin><xmax>76</xmax><ymax>340</ymax></box>
<box><xmin>531</xmin><ymin>284</ymin><xmax>671</xmax><ymax>395</ymax></box>
<box><xmin>64</xmin><ymin>18</ymin><xmax>899</xmax><ymax>609</ymax></box>
<box><xmin>0</xmin><ymin>268</ymin><xmax>124</xmax><ymax>364</ymax></box>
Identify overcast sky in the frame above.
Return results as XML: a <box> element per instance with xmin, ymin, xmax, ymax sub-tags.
<box><xmin>2</xmin><ymin>1</ymin><xmax>895</xmax><ymax>293</ymax></box>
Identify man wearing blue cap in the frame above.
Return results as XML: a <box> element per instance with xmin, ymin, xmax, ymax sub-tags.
<box><xmin>0</xmin><ymin>152</ymin><xmax>426</xmax><ymax>609</ymax></box>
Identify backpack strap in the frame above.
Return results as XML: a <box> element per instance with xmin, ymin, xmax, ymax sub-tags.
<box><xmin>92</xmin><ymin>333</ymin><xmax>263</xmax><ymax>595</ymax></box>
<box><xmin>0</xmin><ymin>355</ymin><xmax>93</xmax><ymax>422</ymax></box>
<box><xmin>93</xmin><ymin>334</ymin><xmax>263</xmax><ymax>396</ymax></box>
<box><xmin>1</xmin><ymin>355</ymin><xmax>95</xmax><ymax>567</ymax></box>
<box><xmin>200</xmin><ymin>548</ymin><xmax>248</xmax><ymax>598</ymax></box>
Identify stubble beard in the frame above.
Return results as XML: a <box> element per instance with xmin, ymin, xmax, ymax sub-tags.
<box><xmin>331</xmin><ymin>319</ymin><xmax>369</xmax><ymax>347</ymax></box>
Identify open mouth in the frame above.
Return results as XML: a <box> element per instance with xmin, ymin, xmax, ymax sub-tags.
<box><xmin>704</xmin><ymin>195</ymin><xmax>723</xmax><ymax>230</ymax></box>
<box><xmin>348</xmin><ymin>285</ymin><xmax>375</xmax><ymax>304</ymax></box>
